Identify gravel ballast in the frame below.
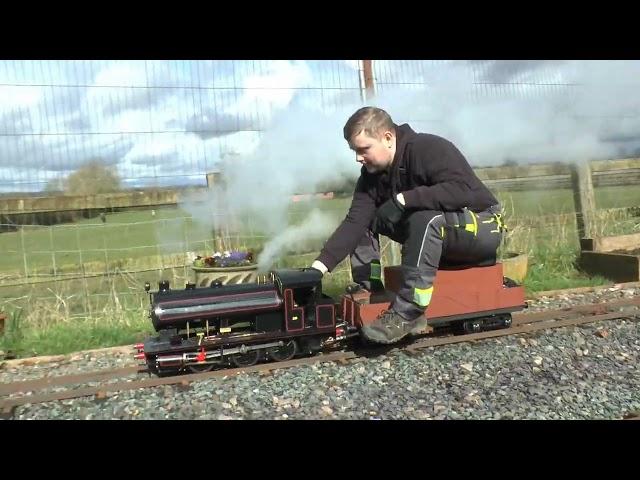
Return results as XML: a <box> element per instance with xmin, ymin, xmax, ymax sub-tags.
<box><xmin>3</xmin><ymin>286</ymin><xmax>639</xmax><ymax>420</ymax></box>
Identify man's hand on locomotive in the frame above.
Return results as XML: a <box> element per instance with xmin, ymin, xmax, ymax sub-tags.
<box><xmin>371</xmin><ymin>193</ymin><xmax>406</xmax><ymax>234</ymax></box>
<box><xmin>311</xmin><ymin>260</ymin><xmax>328</xmax><ymax>275</ymax></box>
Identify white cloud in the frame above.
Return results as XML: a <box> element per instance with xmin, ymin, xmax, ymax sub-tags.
<box><xmin>342</xmin><ymin>60</ymin><xmax>361</xmax><ymax>71</ymax></box>
<box><xmin>91</xmin><ymin>61</ymin><xmax>149</xmax><ymax>87</ymax></box>
<box><xmin>1</xmin><ymin>60</ymin><xmax>640</xmax><ymax>194</ymax></box>
<box><xmin>227</xmin><ymin>60</ymin><xmax>313</xmax><ymax>118</ymax></box>
<box><xmin>373</xmin><ymin>60</ymin><xmax>640</xmax><ymax>166</ymax></box>
<box><xmin>0</xmin><ymin>85</ymin><xmax>43</xmax><ymax>112</ymax></box>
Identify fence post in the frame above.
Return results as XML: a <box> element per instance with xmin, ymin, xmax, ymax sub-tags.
<box><xmin>361</xmin><ymin>61</ymin><xmax>401</xmax><ymax>265</ymax></box>
<box><xmin>570</xmin><ymin>162</ymin><xmax>596</xmax><ymax>241</ymax></box>
<box><xmin>75</xmin><ymin>223</ymin><xmax>90</xmax><ymax>312</ymax></box>
<box><xmin>102</xmin><ymin>223</ymin><xmax>109</xmax><ymax>274</ymax></box>
<box><xmin>160</xmin><ymin>219</ymin><xmax>166</xmax><ymax>269</ymax></box>
<box><xmin>358</xmin><ymin>61</ymin><xmax>399</xmax><ymax>269</ymax></box>
<box><xmin>49</xmin><ymin>226</ymin><xmax>57</xmax><ymax>276</ymax></box>
<box><xmin>20</xmin><ymin>226</ymin><xmax>28</xmax><ymax>278</ymax></box>
<box><xmin>206</xmin><ymin>171</ymin><xmax>221</xmax><ymax>189</ymax></box>
<box><xmin>362</xmin><ymin>60</ymin><xmax>375</xmax><ymax>101</ymax></box>
<box><xmin>183</xmin><ymin>217</ymin><xmax>189</xmax><ymax>279</ymax></box>
<box><xmin>206</xmin><ymin>172</ymin><xmax>224</xmax><ymax>252</ymax></box>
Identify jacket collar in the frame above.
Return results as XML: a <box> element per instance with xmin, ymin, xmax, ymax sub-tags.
<box><xmin>392</xmin><ymin>123</ymin><xmax>417</xmax><ymax>168</ymax></box>
<box><xmin>382</xmin><ymin>123</ymin><xmax>417</xmax><ymax>194</ymax></box>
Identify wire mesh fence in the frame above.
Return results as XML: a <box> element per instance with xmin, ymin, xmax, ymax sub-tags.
<box><xmin>2</xmin><ymin>198</ymin><xmax>639</xmax><ymax>309</ymax></box>
<box><xmin>2</xmin><ymin>60</ymin><xmax>640</xmax><ymax>318</ymax></box>
<box><xmin>0</xmin><ymin>60</ymin><xmax>364</xmax><ymax>193</ymax></box>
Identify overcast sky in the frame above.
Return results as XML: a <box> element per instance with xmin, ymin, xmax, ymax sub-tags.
<box><xmin>0</xmin><ymin>60</ymin><xmax>638</xmax><ymax>193</ymax></box>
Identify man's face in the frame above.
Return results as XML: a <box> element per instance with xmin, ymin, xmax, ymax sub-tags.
<box><xmin>349</xmin><ymin>129</ymin><xmax>395</xmax><ymax>174</ymax></box>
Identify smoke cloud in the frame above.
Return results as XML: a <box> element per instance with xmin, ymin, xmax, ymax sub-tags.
<box><xmin>374</xmin><ymin>60</ymin><xmax>640</xmax><ymax>165</ymax></box>
<box><xmin>256</xmin><ymin>210</ymin><xmax>339</xmax><ymax>272</ymax></box>
<box><xmin>180</xmin><ymin>60</ymin><xmax>640</xmax><ymax>269</ymax></box>
<box><xmin>180</xmin><ymin>101</ymin><xmax>362</xmax><ymax>269</ymax></box>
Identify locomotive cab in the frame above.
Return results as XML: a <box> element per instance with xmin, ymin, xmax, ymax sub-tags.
<box><xmin>272</xmin><ymin>268</ymin><xmax>336</xmax><ymax>331</ymax></box>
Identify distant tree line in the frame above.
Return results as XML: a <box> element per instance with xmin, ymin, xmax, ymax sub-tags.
<box><xmin>45</xmin><ymin>160</ymin><xmax>121</xmax><ymax>196</ymax></box>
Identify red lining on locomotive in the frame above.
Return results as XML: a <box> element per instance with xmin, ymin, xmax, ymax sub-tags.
<box><xmin>284</xmin><ymin>288</ymin><xmax>305</xmax><ymax>332</ymax></box>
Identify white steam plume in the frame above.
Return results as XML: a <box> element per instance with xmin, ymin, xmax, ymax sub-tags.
<box><xmin>256</xmin><ymin>210</ymin><xmax>339</xmax><ymax>272</ymax></box>
<box><xmin>373</xmin><ymin>60</ymin><xmax>640</xmax><ymax>165</ymax></box>
<box><xmin>179</xmin><ymin>60</ymin><xmax>640</xmax><ymax>268</ymax></box>
<box><xmin>218</xmin><ymin>103</ymin><xmax>361</xmax><ymax>235</ymax></box>
<box><xmin>180</xmin><ymin>101</ymin><xmax>363</xmax><ymax>266</ymax></box>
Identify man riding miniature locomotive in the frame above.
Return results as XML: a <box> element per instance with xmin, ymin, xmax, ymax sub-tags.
<box><xmin>311</xmin><ymin>107</ymin><xmax>507</xmax><ymax>345</ymax></box>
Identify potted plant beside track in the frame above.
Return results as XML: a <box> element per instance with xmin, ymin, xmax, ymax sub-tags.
<box><xmin>192</xmin><ymin>250</ymin><xmax>259</xmax><ymax>287</ymax></box>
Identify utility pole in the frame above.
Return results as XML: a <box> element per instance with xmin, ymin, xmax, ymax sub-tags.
<box><xmin>362</xmin><ymin>60</ymin><xmax>375</xmax><ymax>101</ymax></box>
<box><xmin>360</xmin><ymin>60</ymin><xmax>401</xmax><ymax>266</ymax></box>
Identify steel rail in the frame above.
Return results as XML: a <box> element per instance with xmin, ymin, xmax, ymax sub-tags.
<box><xmin>2</xmin><ymin>298</ymin><xmax>639</xmax><ymax>416</ymax></box>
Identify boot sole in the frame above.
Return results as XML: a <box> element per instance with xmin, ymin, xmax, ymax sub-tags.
<box><xmin>410</xmin><ymin>318</ymin><xmax>429</xmax><ymax>335</ymax></box>
<box><xmin>360</xmin><ymin>329</ymin><xmax>410</xmax><ymax>345</ymax></box>
<box><xmin>360</xmin><ymin>318</ymin><xmax>428</xmax><ymax>345</ymax></box>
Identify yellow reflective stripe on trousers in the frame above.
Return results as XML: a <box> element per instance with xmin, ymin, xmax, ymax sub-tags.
<box><xmin>482</xmin><ymin>214</ymin><xmax>506</xmax><ymax>234</ymax></box>
<box><xmin>464</xmin><ymin>210</ymin><xmax>478</xmax><ymax>236</ymax></box>
<box><xmin>413</xmin><ymin>286</ymin><xmax>434</xmax><ymax>307</ymax></box>
<box><xmin>370</xmin><ymin>262</ymin><xmax>382</xmax><ymax>280</ymax></box>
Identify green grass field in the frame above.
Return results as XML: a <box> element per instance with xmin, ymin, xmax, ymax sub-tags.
<box><xmin>2</xmin><ymin>185</ymin><xmax>639</xmax><ymax>275</ymax></box>
<box><xmin>0</xmin><ymin>199</ymin><xmax>349</xmax><ymax>275</ymax></box>
<box><xmin>1</xmin><ymin>184</ymin><xmax>639</xmax><ymax>358</ymax></box>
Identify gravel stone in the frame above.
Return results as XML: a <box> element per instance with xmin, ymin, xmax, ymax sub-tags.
<box><xmin>4</xmin><ymin>285</ymin><xmax>640</xmax><ymax>420</ymax></box>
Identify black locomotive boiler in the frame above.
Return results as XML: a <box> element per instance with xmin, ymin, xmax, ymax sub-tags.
<box><xmin>135</xmin><ymin>268</ymin><xmax>348</xmax><ymax>376</ymax></box>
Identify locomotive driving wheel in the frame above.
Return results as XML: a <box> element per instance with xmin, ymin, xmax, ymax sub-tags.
<box><xmin>231</xmin><ymin>349</ymin><xmax>260</xmax><ymax>367</ymax></box>
<box><xmin>187</xmin><ymin>363</ymin><xmax>214</xmax><ymax>373</ymax></box>
<box><xmin>268</xmin><ymin>340</ymin><xmax>297</xmax><ymax>362</ymax></box>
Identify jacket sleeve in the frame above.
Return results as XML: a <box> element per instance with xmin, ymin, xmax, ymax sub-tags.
<box><xmin>316</xmin><ymin>175</ymin><xmax>376</xmax><ymax>272</ymax></box>
<box><xmin>400</xmin><ymin>138</ymin><xmax>477</xmax><ymax>211</ymax></box>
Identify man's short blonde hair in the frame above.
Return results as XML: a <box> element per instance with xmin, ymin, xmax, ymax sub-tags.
<box><xmin>343</xmin><ymin>106</ymin><xmax>395</xmax><ymax>142</ymax></box>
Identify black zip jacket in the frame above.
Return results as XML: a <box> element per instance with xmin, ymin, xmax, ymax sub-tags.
<box><xmin>316</xmin><ymin>124</ymin><xmax>499</xmax><ymax>272</ymax></box>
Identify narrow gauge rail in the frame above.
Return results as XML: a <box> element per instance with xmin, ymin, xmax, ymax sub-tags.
<box><xmin>2</xmin><ymin>296</ymin><xmax>638</xmax><ymax>418</ymax></box>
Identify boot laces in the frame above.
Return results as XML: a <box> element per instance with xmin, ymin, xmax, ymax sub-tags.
<box><xmin>377</xmin><ymin>309</ymin><xmax>402</xmax><ymax>327</ymax></box>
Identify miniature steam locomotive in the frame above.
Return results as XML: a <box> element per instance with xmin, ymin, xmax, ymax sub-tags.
<box><xmin>134</xmin><ymin>263</ymin><xmax>527</xmax><ymax>377</ymax></box>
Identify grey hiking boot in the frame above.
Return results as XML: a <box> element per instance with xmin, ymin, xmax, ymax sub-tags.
<box><xmin>360</xmin><ymin>310</ymin><xmax>428</xmax><ymax>344</ymax></box>
<box><xmin>410</xmin><ymin>316</ymin><xmax>429</xmax><ymax>335</ymax></box>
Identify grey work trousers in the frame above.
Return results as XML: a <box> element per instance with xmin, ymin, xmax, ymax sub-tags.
<box><xmin>350</xmin><ymin>205</ymin><xmax>504</xmax><ymax>319</ymax></box>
